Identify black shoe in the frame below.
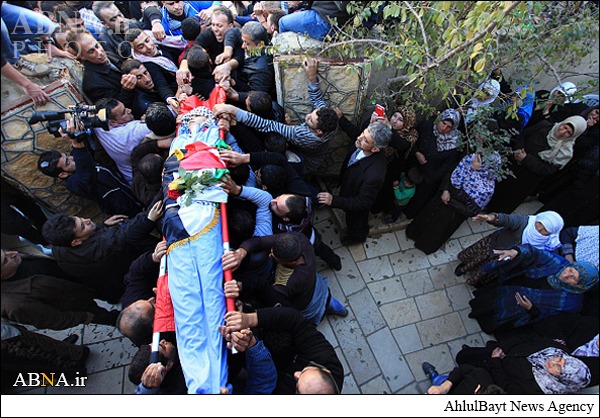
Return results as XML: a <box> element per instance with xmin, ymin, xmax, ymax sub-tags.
<box><xmin>454</xmin><ymin>263</ymin><xmax>467</xmax><ymax>276</ymax></box>
<box><xmin>340</xmin><ymin>234</ymin><xmax>364</xmax><ymax>246</ymax></box>
<box><xmin>62</xmin><ymin>334</ymin><xmax>79</xmax><ymax>345</ymax></box>
<box><xmin>328</xmin><ymin>254</ymin><xmax>342</xmax><ymax>271</ymax></box>
<box><xmin>421</xmin><ymin>362</ymin><xmax>437</xmax><ymax>380</ymax></box>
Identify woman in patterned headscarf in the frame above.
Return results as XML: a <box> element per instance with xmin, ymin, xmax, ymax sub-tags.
<box><xmin>368</xmin><ymin>105</ymin><xmax>419</xmax><ymax>213</ymax></box>
<box><xmin>403</xmin><ymin>108</ymin><xmax>463</xmax><ymax>219</ymax></box>
<box><xmin>468</xmin><ymin>243</ymin><xmax>599</xmax><ymax>334</ymax></box>
<box><xmin>406</xmin><ymin>152</ymin><xmax>501</xmax><ymax>255</ymax></box>
<box><xmin>455</xmin><ymin>337</ymin><xmax>593</xmax><ymax>394</ymax></box>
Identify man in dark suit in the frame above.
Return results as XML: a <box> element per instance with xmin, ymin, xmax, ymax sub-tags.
<box><xmin>317</xmin><ymin>119</ymin><xmax>392</xmax><ymax>245</ymax></box>
<box><xmin>66</xmin><ymin>30</ymin><xmax>133</xmax><ymax>102</ymax></box>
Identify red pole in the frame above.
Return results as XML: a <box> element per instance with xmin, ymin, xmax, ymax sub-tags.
<box><xmin>219</xmin><ymin>128</ymin><xmax>236</xmax><ymax>315</ymax></box>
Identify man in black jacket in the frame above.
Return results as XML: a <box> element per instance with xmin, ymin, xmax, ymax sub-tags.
<box><xmin>37</xmin><ymin>123</ymin><xmax>142</xmax><ymax>217</ymax></box>
<box><xmin>92</xmin><ymin>1</ymin><xmax>142</xmax><ymax>65</ymax></box>
<box><xmin>318</xmin><ymin>118</ymin><xmax>392</xmax><ymax>245</ymax></box>
<box><xmin>66</xmin><ymin>30</ymin><xmax>130</xmax><ymax>102</ymax></box>
<box><xmin>41</xmin><ymin>201</ymin><xmax>163</xmax><ymax>302</ymax></box>
<box><xmin>222</xmin><ymin>306</ymin><xmax>344</xmax><ymax>394</ymax></box>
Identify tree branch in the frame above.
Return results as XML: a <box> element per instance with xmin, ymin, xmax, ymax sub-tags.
<box><xmin>535</xmin><ymin>53</ymin><xmax>563</xmax><ymax>87</ymax></box>
<box><xmin>403</xmin><ymin>1</ymin><xmax>433</xmax><ymax>66</ymax></box>
<box><xmin>427</xmin><ymin>1</ymin><xmax>521</xmax><ymax>71</ymax></box>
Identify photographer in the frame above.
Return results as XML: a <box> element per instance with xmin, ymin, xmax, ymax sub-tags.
<box><xmin>37</xmin><ymin>118</ymin><xmax>143</xmax><ymax>217</ymax></box>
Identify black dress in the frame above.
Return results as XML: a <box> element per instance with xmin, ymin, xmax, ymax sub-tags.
<box><xmin>403</xmin><ymin>120</ymin><xmax>460</xmax><ymax>219</ymax></box>
<box><xmin>487</xmin><ymin>121</ymin><xmax>565</xmax><ymax>214</ymax></box>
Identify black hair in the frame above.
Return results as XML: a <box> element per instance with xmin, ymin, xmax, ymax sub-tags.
<box><xmin>272</xmin><ymin>233</ymin><xmax>302</xmax><ymax>262</ymax></box>
<box><xmin>145</xmin><ymin>102</ymin><xmax>176</xmax><ymax>136</ymax></box>
<box><xmin>54</xmin><ymin>4</ymin><xmax>79</xmax><ymax>23</ymax></box>
<box><xmin>38</xmin><ymin>151</ymin><xmax>63</xmax><ymax>177</ymax></box>
<box><xmin>181</xmin><ymin>17</ymin><xmax>201</xmax><ymax>41</ymax></box>
<box><xmin>406</xmin><ymin>167</ymin><xmax>423</xmax><ymax>185</ymax></box>
<box><xmin>211</xmin><ymin>6</ymin><xmax>234</xmax><ymax>24</ymax></box>
<box><xmin>264</xmin><ymin>133</ymin><xmax>287</xmax><ymax>155</ymax></box>
<box><xmin>96</xmin><ymin>97</ymin><xmax>121</xmax><ymax>121</ymax></box>
<box><xmin>228</xmin><ymin>208</ymin><xmax>256</xmax><ymax>249</ymax></box>
<box><xmin>187</xmin><ymin>45</ymin><xmax>211</xmax><ymax>73</ymax></box>
<box><xmin>316</xmin><ymin>108</ymin><xmax>339</xmax><ymax>134</ymax></box>
<box><xmin>42</xmin><ymin>214</ymin><xmax>77</xmax><ymax>247</ymax></box>
<box><xmin>259</xmin><ymin>164</ymin><xmax>285</xmax><ymax>193</ymax></box>
<box><xmin>283</xmin><ymin>195</ymin><xmax>307</xmax><ymax>224</ymax></box>
<box><xmin>268</xmin><ymin>8</ymin><xmax>287</xmax><ymax>30</ymax></box>
<box><xmin>138</xmin><ymin>154</ymin><xmax>164</xmax><ymax>184</ymax></box>
<box><xmin>247</xmin><ymin>91</ymin><xmax>273</xmax><ymax>119</ymax></box>
<box><xmin>229</xmin><ymin>164</ymin><xmax>250</xmax><ymax>186</ymax></box>
<box><xmin>124</xmin><ymin>27</ymin><xmax>143</xmax><ymax>43</ymax></box>
<box><xmin>120</xmin><ymin>58</ymin><xmax>143</xmax><ymax>73</ymax></box>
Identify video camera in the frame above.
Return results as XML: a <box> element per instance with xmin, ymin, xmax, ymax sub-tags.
<box><xmin>29</xmin><ymin>104</ymin><xmax>109</xmax><ymax>141</ymax></box>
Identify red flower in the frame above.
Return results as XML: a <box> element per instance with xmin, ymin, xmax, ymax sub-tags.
<box><xmin>168</xmin><ymin>189</ymin><xmax>183</xmax><ymax>200</ymax></box>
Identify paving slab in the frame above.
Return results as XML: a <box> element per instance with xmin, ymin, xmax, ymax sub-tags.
<box><xmin>414</xmin><ymin>289</ymin><xmax>453</xmax><ymax>320</ymax></box>
<box><xmin>368</xmin><ymin>327</ymin><xmax>414</xmax><ymax>392</ymax></box>
<box><xmin>446</xmin><ymin>284</ymin><xmax>473</xmax><ymax>311</ymax></box>
<box><xmin>85</xmin><ymin>338</ymin><xmax>138</xmax><ymax>374</ymax></box>
<box><xmin>333</xmin><ymin>246</ymin><xmax>366</xmax><ymax>296</ymax></box>
<box><xmin>416</xmin><ymin>312</ymin><xmax>467</xmax><ymax>346</ymax></box>
<box><xmin>348</xmin><ymin>288</ymin><xmax>387</xmax><ymax>336</ymax></box>
<box><xmin>449</xmin><ymin>220</ymin><xmax>473</xmax><ymax>239</ymax></box>
<box><xmin>330</xmin><ymin>311</ymin><xmax>380</xmax><ymax>386</ymax></box>
<box><xmin>394</xmin><ymin>228</ymin><xmax>415</xmax><ymax>251</ymax></box>
<box><xmin>356</xmin><ymin>255</ymin><xmax>394</xmax><ymax>282</ymax></box>
<box><xmin>379</xmin><ymin>298</ymin><xmax>421</xmax><ymax>329</ymax></box>
<box><xmin>392</xmin><ymin>323</ymin><xmax>423</xmax><ymax>354</ymax></box>
<box><xmin>364</xmin><ymin>233</ymin><xmax>400</xmax><ymax>258</ymax></box>
<box><xmin>367</xmin><ymin>276</ymin><xmax>407</xmax><ymax>306</ymax></box>
<box><xmin>389</xmin><ymin>248</ymin><xmax>431</xmax><ymax>275</ymax></box>
<box><xmin>400</xmin><ymin>269</ymin><xmax>434</xmax><ymax>297</ymax></box>
<box><xmin>360</xmin><ymin>374</ymin><xmax>392</xmax><ymax>394</ymax></box>
<box><xmin>341</xmin><ymin>373</ymin><xmax>360</xmax><ymax>394</ymax></box>
<box><xmin>428</xmin><ymin>262</ymin><xmax>462</xmax><ymax>290</ymax></box>
<box><xmin>46</xmin><ymin>368</ymin><xmax>123</xmax><ymax>395</ymax></box>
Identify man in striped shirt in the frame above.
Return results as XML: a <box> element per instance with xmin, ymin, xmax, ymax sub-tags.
<box><xmin>214</xmin><ymin>58</ymin><xmax>339</xmax><ymax>176</ymax></box>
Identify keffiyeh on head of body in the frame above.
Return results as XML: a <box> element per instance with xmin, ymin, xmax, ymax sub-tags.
<box><xmin>538</xmin><ymin>115</ymin><xmax>588</xmax><ymax>169</ymax></box>
<box><xmin>521</xmin><ymin>211</ymin><xmax>564</xmax><ymax>251</ymax></box>
<box><xmin>546</xmin><ymin>260</ymin><xmax>598</xmax><ymax>294</ymax></box>
<box><xmin>433</xmin><ymin>108</ymin><xmax>461</xmax><ymax>152</ymax></box>
<box><xmin>550</xmin><ymin>82</ymin><xmax>578</xmax><ymax>104</ymax></box>
<box><xmin>450</xmin><ymin>153</ymin><xmax>501</xmax><ymax>209</ymax></box>
<box><xmin>528</xmin><ymin>347</ymin><xmax>591</xmax><ymax>394</ymax></box>
<box><xmin>465</xmin><ymin>79</ymin><xmax>501</xmax><ymax>123</ymax></box>
<box><xmin>179</xmin><ymin>106</ymin><xmax>215</xmax><ymax>135</ymax></box>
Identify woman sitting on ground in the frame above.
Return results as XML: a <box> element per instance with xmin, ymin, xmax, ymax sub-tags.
<box><xmin>486</xmin><ymin>115</ymin><xmax>588</xmax><ymax>214</ymax></box>
<box><xmin>455</xmin><ymin>211</ymin><xmax>564</xmax><ymax>287</ymax></box>
<box><xmin>403</xmin><ymin>108</ymin><xmax>462</xmax><ymax>219</ymax></box>
<box><xmin>406</xmin><ymin>152</ymin><xmax>501</xmax><ymax>255</ymax></box>
<box><xmin>455</xmin><ymin>338</ymin><xmax>593</xmax><ymax>395</ymax></box>
<box><xmin>468</xmin><ymin>243</ymin><xmax>598</xmax><ymax>334</ymax></box>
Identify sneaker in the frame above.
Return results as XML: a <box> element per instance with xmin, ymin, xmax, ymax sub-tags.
<box><xmin>422</xmin><ymin>362</ymin><xmax>448</xmax><ymax>385</ymax></box>
<box><xmin>454</xmin><ymin>263</ymin><xmax>467</xmax><ymax>276</ymax></box>
<box><xmin>14</xmin><ymin>57</ymin><xmax>51</xmax><ymax>77</ymax></box>
<box><xmin>326</xmin><ymin>295</ymin><xmax>348</xmax><ymax>317</ymax></box>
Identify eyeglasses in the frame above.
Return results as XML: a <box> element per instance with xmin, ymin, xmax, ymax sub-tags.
<box><xmin>295</xmin><ymin>361</ymin><xmax>341</xmax><ymax>394</ymax></box>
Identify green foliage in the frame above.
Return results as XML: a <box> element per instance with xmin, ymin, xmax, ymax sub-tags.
<box><xmin>307</xmin><ymin>1</ymin><xmax>599</xmax><ymax>176</ymax></box>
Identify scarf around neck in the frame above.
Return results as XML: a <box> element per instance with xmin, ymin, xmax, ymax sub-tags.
<box><xmin>538</xmin><ymin>115</ymin><xmax>587</xmax><ymax>169</ymax></box>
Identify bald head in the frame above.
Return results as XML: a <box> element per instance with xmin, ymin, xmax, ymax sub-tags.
<box><xmin>116</xmin><ymin>298</ymin><xmax>155</xmax><ymax>346</ymax></box>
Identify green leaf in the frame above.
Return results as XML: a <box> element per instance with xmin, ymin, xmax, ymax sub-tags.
<box><xmin>473</xmin><ymin>57</ymin><xmax>486</xmax><ymax>73</ymax></box>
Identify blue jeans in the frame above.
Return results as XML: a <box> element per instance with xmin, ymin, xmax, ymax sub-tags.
<box><xmin>278</xmin><ymin>9</ymin><xmax>332</xmax><ymax>41</ymax></box>
<box><xmin>1</xmin><ymin>3</ymin><xmax>59</xmax><ymax>63</ymax></box>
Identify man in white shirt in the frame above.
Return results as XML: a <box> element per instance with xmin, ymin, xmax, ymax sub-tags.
<box><xmin>93</xmin><ymin>98</ymin><xmax>152</xmax><ymax>185</ymax></box>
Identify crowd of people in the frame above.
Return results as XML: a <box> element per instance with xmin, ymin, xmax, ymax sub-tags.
<box><xmin>1</xmin><ymin>1</ymin><xmax>598</xmax><ymax>395</ymax></box>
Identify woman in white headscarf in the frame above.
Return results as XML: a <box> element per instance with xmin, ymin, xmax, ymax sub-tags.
<box><xmin>487</xmin><ymin>115</ymin><xmax>588</xmax><ymax>214</ymax></box>
<box><xmin>464</xmin><ymin>79</ymin><xmax>501</xmax><ymax>123</ymax></box>
<box><xmin>456</xmin><ymin>211</ymin><xmax>564</xmax><ymax>286</ymax></box>
<box><xmin>526</xmin><ymin>81</ymin><xmax>589</xmax><ymax>128</ymax></box>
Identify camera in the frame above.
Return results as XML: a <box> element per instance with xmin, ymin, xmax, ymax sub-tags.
<box><xmin>29</xmin><ymin>104</ymin><xmax>109</xmax><ymax>140</ymax></box>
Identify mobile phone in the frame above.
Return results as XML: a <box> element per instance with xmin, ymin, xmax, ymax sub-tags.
<box><xmin>375</xmin><ymin>104</ymin><xmax>385</xmax><ymax>117</ymax></box>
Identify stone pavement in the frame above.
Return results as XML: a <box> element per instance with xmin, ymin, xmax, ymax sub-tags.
<box><xmin>9</xmin><ymin>200</ymin><xmax>546</xmax><ymax>395</ymax></box>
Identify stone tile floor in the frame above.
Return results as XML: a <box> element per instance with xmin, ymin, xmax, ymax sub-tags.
<box><xmin>6</xmin><ymin>199</ymin><xmax>549</xmax><ymax>395</ymax></box>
